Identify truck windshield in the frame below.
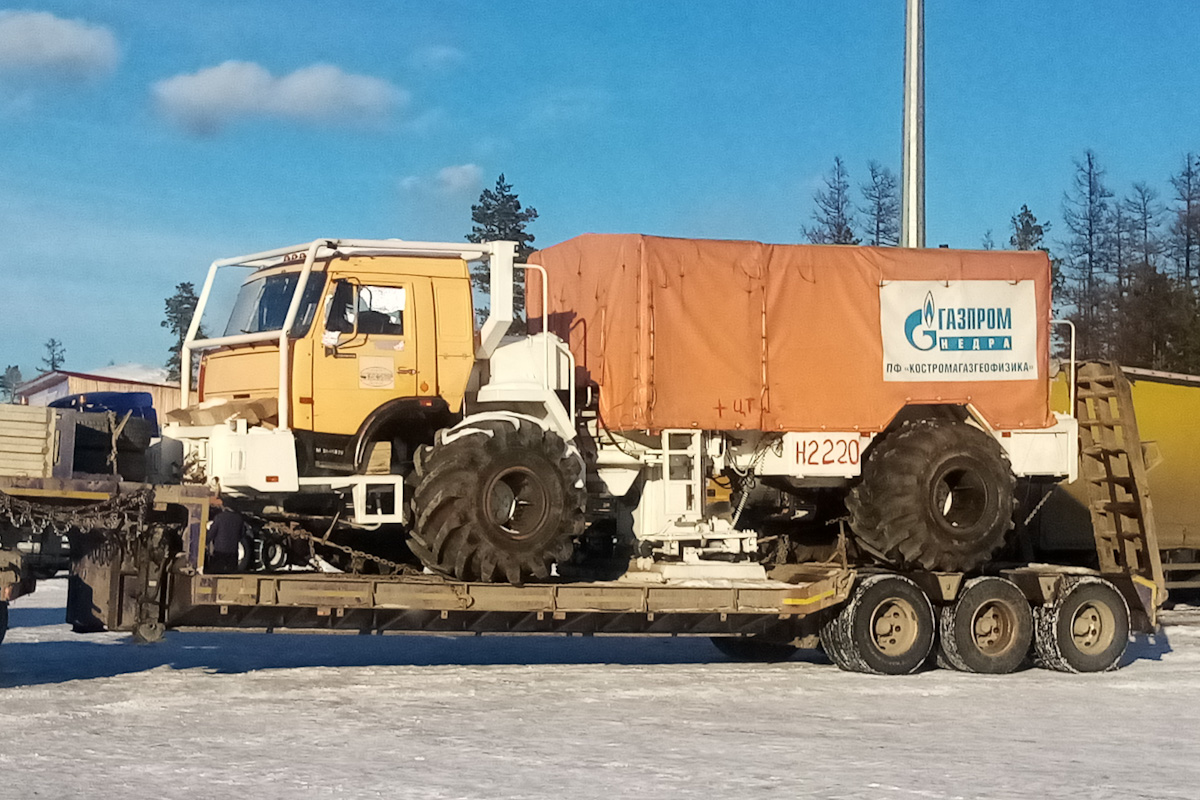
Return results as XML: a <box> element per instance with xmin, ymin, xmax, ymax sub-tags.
<box><xmin>223</xmin><ymin>271</ymin><xmax>327</xmax><ymax>337</ymax></box>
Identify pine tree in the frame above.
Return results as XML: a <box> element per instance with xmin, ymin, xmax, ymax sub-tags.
<box><xmin>858</xmin><ymin>161</ymin><xmax>899</xmax><ymax>246</ymax></box>
<box><xmin>162</xmin><ymin>282</ymin><xmax>204</xmax><ymax>383</ymax></box>
<box><xmin>41</xmin><ymin>339</ymin><xmax>65</xmax><ymax>372</ymax></box>
<box><xmin>0</xmin><ymin>365</ymin><xmax>22</xmax><ymax>403</ymax></box>
<box><xmin>466</xmin><ymin>174</ymin><xmax>539</xmax><ymax>324</ymax></box>
<box><xmin>804</xmin><ymin>157</ymin><xmax>859</xmax><ymax>244</ymax></box>
<box><xmin>1009</xmin><ymin>205</ymin><xmax>1049</xmax><ymax>251</ymax></box>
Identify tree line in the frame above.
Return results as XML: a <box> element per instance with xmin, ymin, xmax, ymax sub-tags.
<box><xmin>804</xmin><ymin>152</ymin><xmax>1200</xmax><ymax>374</ymax></box>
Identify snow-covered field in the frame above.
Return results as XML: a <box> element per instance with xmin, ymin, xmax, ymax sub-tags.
<box><xmin>1</xmin><ymin>578</ymin><xmax>1199</xmax><ymax>800</ymax></box>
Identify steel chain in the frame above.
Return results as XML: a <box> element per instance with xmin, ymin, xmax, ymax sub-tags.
<box><xmin>1</xmin><ymin>489</ymin><xmax>413</xmax><ymax>576</ymax></box>
<box><xmin>237</xmin><ymin>511</ymin><xmax>418</xmax><ymax>576</ymax></box>
<box><xmin>0</xmin><ymin>488</ymin><xmax>153</xmax><ymax>541</ymax></box>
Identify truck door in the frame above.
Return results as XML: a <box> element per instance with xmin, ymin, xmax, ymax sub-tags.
<box><xmin>311</xmin><ymin>278</ymin><xmax>422</xmax><ymax>437</ymax></box>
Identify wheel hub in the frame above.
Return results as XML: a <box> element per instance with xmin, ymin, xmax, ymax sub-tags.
<box><xmin>1071</xmin><ymin>601</ymin><xmax>1116</xmax><ymax>654</ymax></box>
<box><xmin>932</xmin><ymin>464</ymin><xmax>988</xmax><ymax>530</ymax></box>
<box><xmin>971</xmin><ymin>600</ymin><xmax>1016</xmax><ymax>655</ymax></box>
<box><xmin>871</xmin><ymin>598</ymin><xmax>919</xmax><ymax>655</ymax></box>
<box><xmin>484</xmin><ymin>466</ymin><xmax>550</xmax><ymax>540</ymax></box>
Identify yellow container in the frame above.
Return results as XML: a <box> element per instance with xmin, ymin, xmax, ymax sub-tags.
<box><xmin>1051</xmin><ymin>366</ymin><xmax>1200</xmax><ymax>551</ymax></box>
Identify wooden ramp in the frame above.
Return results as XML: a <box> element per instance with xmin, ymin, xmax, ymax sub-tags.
<box><xmin>1075</xmin><ymin>362</ymin><xmax>1165</xmax><ymax>623</ymax></box>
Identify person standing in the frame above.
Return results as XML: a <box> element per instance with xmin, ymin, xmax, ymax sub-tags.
<box><xmin>207</xmin><ymin>502</ymin><xmax>244</xmax><ymax>574</ymax></box>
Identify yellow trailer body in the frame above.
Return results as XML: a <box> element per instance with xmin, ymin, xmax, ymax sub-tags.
<box><xmin>1046</xmin><ymin>367</ymin><xmax>1200</xmax><ymax>587</ymax></box>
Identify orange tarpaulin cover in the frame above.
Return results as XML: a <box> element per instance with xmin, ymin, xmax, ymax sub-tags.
<box><xmin>528</xmin><ymin>234</ymin><xmax>1053</xmax><ymax>433</ymax></box>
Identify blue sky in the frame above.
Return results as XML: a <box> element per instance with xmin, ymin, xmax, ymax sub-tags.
<box><xmin>3</xmin><ymin>2</ymin><xmax>1200</xmax><ymax>380</ymax></box>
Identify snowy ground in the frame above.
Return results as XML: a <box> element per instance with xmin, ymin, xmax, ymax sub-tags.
<box><xmin>1</xmin><ymin>578</ymin><xmax>1199</xmax><ymax>800</ymax></box>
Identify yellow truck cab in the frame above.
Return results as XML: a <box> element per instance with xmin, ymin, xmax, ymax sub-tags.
<box><xmin>197</xmin><ymin>249</ymin><xmax>475</xmax><ymax>476</ymax></box>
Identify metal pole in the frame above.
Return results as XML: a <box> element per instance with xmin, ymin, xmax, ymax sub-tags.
<box><xmin>901</xmin><ymin>0</ymin><xmax>925</xmax><ymax>248</ymax></box>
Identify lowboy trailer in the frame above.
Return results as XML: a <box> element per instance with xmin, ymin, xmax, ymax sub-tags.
<box><xmin>0</xmin><ymin>236</ymin><xmax>1167</xmax><ymax>675</ymax></box>
<box><xmin>0</xmin><ymin>426</ymin><xmax>1162</xmax><ymax>677</ymax></box>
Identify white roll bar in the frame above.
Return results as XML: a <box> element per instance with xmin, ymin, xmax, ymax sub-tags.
<box><xmin>1052</xmin><ymin>319</ymin><xmax>1077</xmax><ymax>411</ymax></box>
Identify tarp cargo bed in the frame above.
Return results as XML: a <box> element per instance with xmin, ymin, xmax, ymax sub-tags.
<box><xmin>528</xmin><ymin>234</ymin><xmax>1054</xmax><ymax>432</ymax></box>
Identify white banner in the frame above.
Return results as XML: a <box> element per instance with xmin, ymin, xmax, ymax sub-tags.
<box><xmin>880</xmin><ymin>280</ymin><xmax>1039</xmax><ymax>382</ymax></box>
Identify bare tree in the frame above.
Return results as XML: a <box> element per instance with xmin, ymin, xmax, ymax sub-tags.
<box><xmin>1108</xmin><ymin>200</ymin><xmax>1133</xmax><ymax>296</ymax></box>
<box><xmin>1168</xmin><ymin>153</ymin><xmax>1200</xmax><ymax>290</ymax></box>
<box><xmin>803</xmin><ymin>157</ymin><xmax>859</xmax><ymax>244</ymax></box>
<box><xmin>1061</xmin><ymin>150</ymin><xmax>1114</xmax><ymax>359</ymax></box>
<box><xmin>1124</xmin><ymin>182</ymin><xmax>1163</xmax><ymax>272</ymax></box>
<box><xmin>858</xmin><ymin>161</ymin><xmax>899</xmax><ymax>246</ymax></box>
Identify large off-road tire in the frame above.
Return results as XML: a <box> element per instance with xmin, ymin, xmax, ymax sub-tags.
<box><xmin>710</xmin><ymin>636</ymin><xmax>799</xmax><ymax>662</ymax></box>
<box><xmin>821</xmin><ymin>574</ymin><xmax>936</xmax><ymax>675</ymax></box>
<box><xmin>938</xmin><ymin>576</ymin><xmax>1033</xmax><ymax>674</ymax></box>
<box><xmin>409</xmin><ymin>417</ymin><xmax>585</xmax><ymax>584</ymax></box>
<box><xmin>847</xmin><ymin>419</ymin><xmax>1016</xmax><ymax>572</ymax></box>
<box><xmin>1034</xmin><ymin>576</ymin><xmax>1129</xmax><ymax>673</ymax></box>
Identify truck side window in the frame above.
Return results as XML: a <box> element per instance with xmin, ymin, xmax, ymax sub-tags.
<box><xmin>325</xmin><ymin>280</ymin><xmax>356</xmax><ymax>333</ymax></box>
<box><xmin>357</xmin><ymin>285</ymin><xmax>405</xmax><ymax>336</ymax></box>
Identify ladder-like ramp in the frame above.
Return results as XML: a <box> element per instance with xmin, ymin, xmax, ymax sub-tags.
<box><xmin>1075</xmin><ymin>362</ymin><xmax>1165</xmax><ymax>623</ymax></box>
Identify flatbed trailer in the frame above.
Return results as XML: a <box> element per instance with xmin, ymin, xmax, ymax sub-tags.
<box><xmin>0</xmin><ymin>360</ymin><xmax>1167</xmax><ymax>675</ymax></box>
<box><xmin>0</xmin><ymin>480</ymin><xmax>1162</xmax><ymax>674</ymax></box>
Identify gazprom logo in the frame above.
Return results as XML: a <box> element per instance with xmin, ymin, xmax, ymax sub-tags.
<box><xmin>904</xmin><ymin>292</ymin><xmax>938</xmax><ymax>351</ymax></box>
<box><xmin>903</xmin><ymin>290</ymin><xmax>1014</xmax><ymax>353</ymax></box>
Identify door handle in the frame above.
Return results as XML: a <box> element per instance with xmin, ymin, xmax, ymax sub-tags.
<box><xmin>397</xmin><ymin>367</ymin><xmax>417</xmax><ymax>375</ymax></box>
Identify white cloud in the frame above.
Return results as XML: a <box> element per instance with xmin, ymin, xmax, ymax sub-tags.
<box><xmin>529</xmin><ymin>88</ymin><xmax>609</xmax><ymax>127</ymax></box>
<box><xmin>436</xmin><ymin>164</ymin><xmax>483</xmax><ymax>196</ymax></box>
<box><xmin>153</xmin><ymin>61</ymin><xmax>408</xmax><ymax>136</ymax></box>
<box><xmin>0</xmin><ymin>11</ymin><xmax>118</xmax><ymax>80</ymax></box>
<box><xmin>400</xmin><ymin>163</ymin><xmax>483</xmax><ymax>199</ymax></box>
<box><xmin>409</xmin><ymin>45</ymin><xmax>465</xmax><ymax>71</ymax></box>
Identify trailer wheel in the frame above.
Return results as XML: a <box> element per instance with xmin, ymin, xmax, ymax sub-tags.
<box><xmin>938</xmin><ymin>576</ymin><xmax>1033</xmax><ymax>673</ymax></box>
<box><xmin>819</xmin><ymin>612</ymin><xmax>852</xmax><ymax>670</ymax></box>
<box><xmin>261</xmin><ymin>539</ymin><xmax>288</xmax><ymax>572</ymax></box>
<box><xmin>1034</xmin><ymin>576</ymin><xmax>1129</xmax><ymax>673</ymax></box>
<box><xmin>132</xmin><ymin>620</ymin><xmax>165</xmax><ymax>644</ymax></box>
<box><xmin>236</xmin><ymin>530</ymin><xmax>254</xmax><ymax>573</ymax></box>
<box><xmin>409</xmin><ymin>417</ymin><xmax>585</xmax><ymax>584</ymax></box>
<box><xmin>823</xmin><ymin>574</ymin><xmax>935</xmax><ymax>675</ymax></box>
<box><xmin>847</xmin><ymin>419</ymin><xmax>1016</xmax><ymax>572</ymax></box>
<box><xmin>710</xmin><ymin>636</ymin><xmax>798</xmax><ymax>662</ymax></box>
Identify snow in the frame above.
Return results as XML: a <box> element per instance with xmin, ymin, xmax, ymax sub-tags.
<box><xmin>2</xmin><ymin>578</ymin><xmax>1200</xmax><ymax>799</ymax></box>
